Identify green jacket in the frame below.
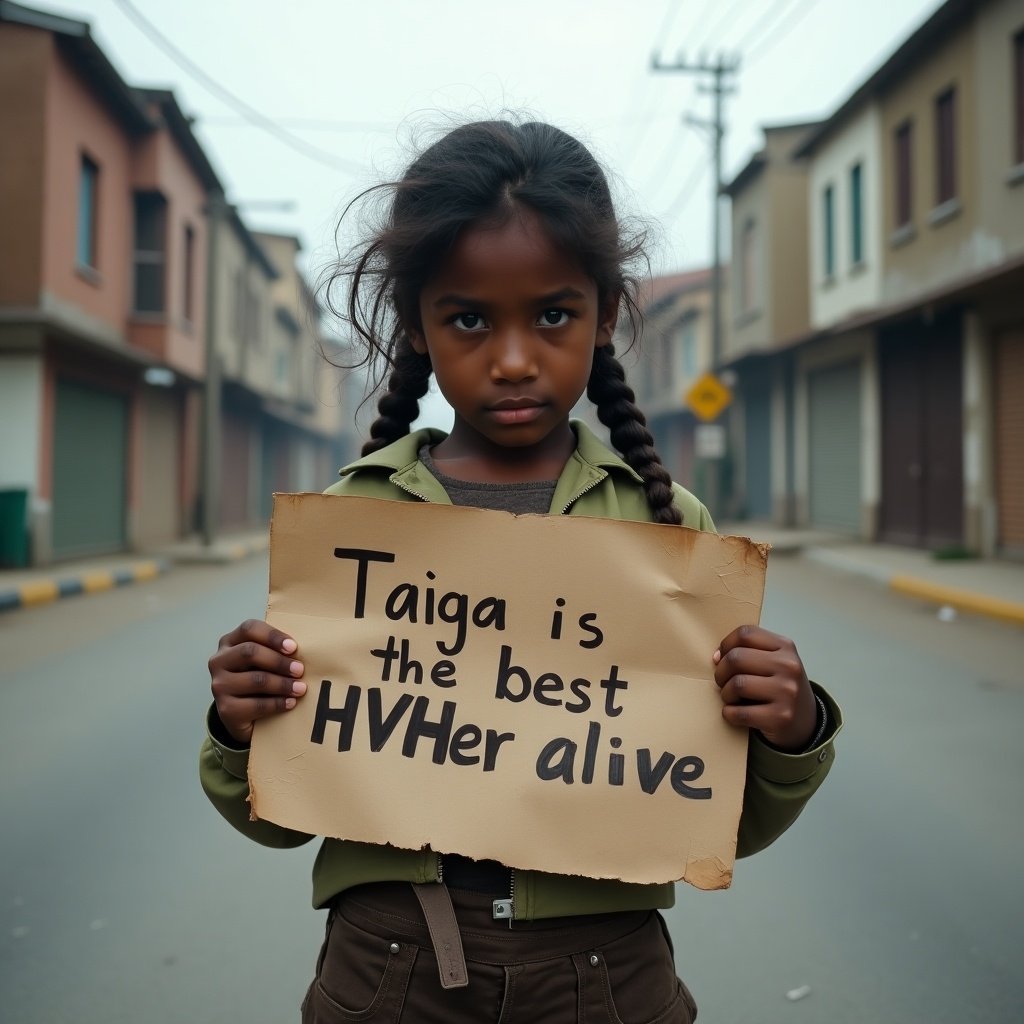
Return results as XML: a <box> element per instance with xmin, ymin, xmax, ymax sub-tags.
<box><xmin>200</xmin><ymin>421</ymin><xmax>841</xmax><ymax>920</ymax></box>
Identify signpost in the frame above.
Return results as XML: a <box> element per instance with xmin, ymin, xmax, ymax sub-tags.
<box><xmin>684</xmin><ymin>372</ymin><xmax>733</xmax><ymax>424</ymax></box>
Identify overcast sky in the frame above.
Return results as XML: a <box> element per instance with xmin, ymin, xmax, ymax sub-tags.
<box><xmin>38</xmin><ymin>0</ymin><xmax>942</xmax><ymax>428</ymax></box>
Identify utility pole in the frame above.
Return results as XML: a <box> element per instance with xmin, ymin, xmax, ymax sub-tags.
<box><xmin>650</xmin><ymin>52</ymin><xmax>739</xmax><ymax>369</ymax></box>
<box><xmin>200</xmin><ymin>189</ymin><xmax>225</xmax><ymax>548</ymax></box>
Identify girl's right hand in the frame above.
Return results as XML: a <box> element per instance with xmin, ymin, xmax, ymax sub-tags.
<box><xmin>208</xmin><ymin>619</ymin><xmax>306</xmax><ymax>745</ymax></box>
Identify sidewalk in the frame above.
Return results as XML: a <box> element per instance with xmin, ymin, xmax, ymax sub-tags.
<box><xmin>720</xmin><ymin>522</ymin><xmax>1024</xmax><ymax>628</ymax></box>
<box><xmin>0</xmin><ymin>530</ymin><xmax>269</xmax><ymax>613</ymax></box>
<box><xmin>2</xmin><ymin>523</ymin><xmax>1022</xmax><ymax>628</ymax></box>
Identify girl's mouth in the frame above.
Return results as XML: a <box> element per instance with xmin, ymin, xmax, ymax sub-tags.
<box><xmin>487</xmin><ymin>399</ymin><xmax>545</xmax><ymax>425</ymax></box>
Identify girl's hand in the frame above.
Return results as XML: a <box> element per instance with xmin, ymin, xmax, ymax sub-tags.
<box><xmin>208</xmin><ymin>619</ymin><xmax>306</xmax><ymax>745</ymax></box>
<box><xmin>712</xmin><ymin>625</ymin><xmax>817</xmax><ymax>752</ymax></box>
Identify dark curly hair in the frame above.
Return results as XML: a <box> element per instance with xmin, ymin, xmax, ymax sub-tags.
<box><xmin>322</xmin><ymin>119</ymin><xmax>681</xmax><ymax>525</ymax></box>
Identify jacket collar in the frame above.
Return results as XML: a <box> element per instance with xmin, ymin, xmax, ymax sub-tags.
<box><xmin>337</xmin><ymin>420</ymin><xmax>643</xmax><ymax>509</ymax></box>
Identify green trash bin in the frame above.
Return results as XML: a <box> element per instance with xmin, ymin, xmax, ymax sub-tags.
<box><xmin>0</xmin><ymin>488</ymin><xmax>30</xmax><ymax>568</ymax></box>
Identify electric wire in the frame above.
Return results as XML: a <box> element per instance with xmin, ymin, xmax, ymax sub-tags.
<box><xmin>111</xmin><ymin>0</ymin><xmax>366</xmax><ymax>175</ymax></box>
<box><xmin>743</xmin><ymin>0</ymin><xmax>819</xmax><ymax>67</ymax></box>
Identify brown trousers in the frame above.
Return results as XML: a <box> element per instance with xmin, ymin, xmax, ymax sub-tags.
<box><xmin>301</xmin><ymin>882</ymin><xmax>698</xmax><ymax>1024</ymax></box>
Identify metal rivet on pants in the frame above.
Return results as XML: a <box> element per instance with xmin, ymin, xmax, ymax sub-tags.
<box><xmin>390</xmin><ymin>942</ymin><xmax>400</xmax><ymax>954</ymax></box>
<box><xmin>589</xmin><ymin>954</ymin><xmax>599</xmax><ymax>967</ymax></box>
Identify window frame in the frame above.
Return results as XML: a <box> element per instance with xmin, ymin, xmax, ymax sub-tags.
<box><xmin>894</xmin><ymin>119</ymin><xmax>914</xmax><ymax>230</ymax></box>
<box><xmin>822</xmin><ymin>183</ymin><xmax>836</xmax><ymax>280</ymax></box>
<box><xmin>934</xmin><ymin>86</ymin><xmax>957</xmax><ymax>206</ymax></box>
<box><xmin>132</xmin><ymin>191</ymin><xmax>168</xmax><ymax>315</ymax></box>
<box><xmin>183</xmin><ymin>223</ymin><xmax>196</xmax><ymax>325</ymax></box>
<box><xmin>77</xmin><ymin>154</ymin><xmax>99</xmax><ymax>271</ymax></box>
<box><xmin>850</xmin><ymin>162</ymin><xmax>864</xmax><ymax>267</ymax></box>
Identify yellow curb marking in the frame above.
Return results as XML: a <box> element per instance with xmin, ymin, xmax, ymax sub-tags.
<box><xmin>82</xmin><ymin>573</ymin><xmax>115</xmax><ymax>593</ymax></box>
<box><xmin>19</xmin><ymin>580</ymin><xmax>60</xmax><ymax>606</ymax></box>
<box><xmin>889</xmin><ymin>575</ymin><xmax>1024</xmax><ymax>626</ymax></box>
<box><xmin>133</xmin><ymin>562</ymin><xmax>161</xmax><ymax>581</ymax></box>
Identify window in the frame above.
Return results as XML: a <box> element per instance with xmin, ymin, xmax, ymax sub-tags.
<box><xmin>1015</xmin><ymin>29</ymin><xmax>1024</xmax><ymax>165</ymax></box>
<box><xmin>823</xmin><ymin>184</ymin><xmax>835</xmax><ymax>279</ymax></box>
<box><xmin>935</xmin><ymin>87</ymin><xmax>957</xmax><ymax>204</ymax></box>
<box><xmin>850</xmin><ymin>163</ymin><xmax>864</xmax><ymax>265</ymax></box>
<box><xmin>740</xmin><ymin>218</ymin><xmax>757</xmax><ymax>313</ymax></box>
<box><xmin>894</xmin><ymin>120</ymin><xmax>913</xmax><ymax>227</ymax></box>
<box><xmin>77</xmin><ymin>155</ymin><xmax>99</xmax><ymax>269</ymax></box>
<box><xmin>183</xmin><ymin>224</ymin><xmax>195</xmax><ymax>323</ymax></box>
<box><xmin>133</xmin><ymin>193</ymin><xmax>167</xmax><ymax>313</ymax></box>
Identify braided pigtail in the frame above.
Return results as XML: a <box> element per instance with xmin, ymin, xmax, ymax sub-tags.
<box><xmin>360</xmin><ymin>339</ymin><xmax>433</xmax><ymax>457</ymax></box>
<box><xmin>587</xmin><ymin>344</ymin><xmax>682</xmax><ymax>526</ymax></box>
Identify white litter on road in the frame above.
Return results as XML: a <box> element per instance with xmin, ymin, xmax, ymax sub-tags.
<box><xmin>785</xmin><ymin>985</ymin><xmax>812</xmax><ymax>1002</ymax></box>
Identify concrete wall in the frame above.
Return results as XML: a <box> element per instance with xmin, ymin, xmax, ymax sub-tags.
<box><xmin>880</xmin><ymin>23</ymin><xmax>980</xmax><ymax>304</ymax></box>
<box><xmin>808</xmin><ymin>104</ymin><xmax>884</xmax><ymax>328</ymax></box>
<box><xmin>129</xmin><ymin>121</ymin><xmax>208</xmax><ymax>379</ymax></box>
<box><xmin>727</xmin><ymin>171</ymin><xmax>772</xmax><ymax>359</ymax></box>
<box><xmin>40</xmin><ymin>35</ymin><xmax>134</xmax><ymax>339</ymax></box>
<box><xmin>0</xmin><ymin>24</ymin><xmax>47</xmax><ymax>306</ymax></box>
<box><xmin>974</xmin><ymin>0</ymin><xmax>1024</xmax><ymax>262</ymax></box>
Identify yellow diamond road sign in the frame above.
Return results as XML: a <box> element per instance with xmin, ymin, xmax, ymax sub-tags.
<box><xmin>685</xmin><ymin>372</ymin><xmax>733</xmax><ymax>422</ymax></box>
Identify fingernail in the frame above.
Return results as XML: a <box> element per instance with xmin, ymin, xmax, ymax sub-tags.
<box><xmin>290</xmin><ymin>660</ymin><xmax>303</xmax><ymax>676</ymax></box>
<box><xmin>292</xmin><ymin>681</ymin><xmax>307</xmax><ymax>696</ymax></box>
<box><xmin>284</xmin><ymin>697</ymin><xmax>296</xmax><ymax>709</ymax></box>
<box><xmin>282</xmin><ymin>638</ymin><xmax>297</xmax><ymax>654</ymax></box>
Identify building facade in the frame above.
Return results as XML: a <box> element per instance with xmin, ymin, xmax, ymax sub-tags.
<box><xmin>0</xmin><ymin>2</ymin><xmax>356</xmax><ymax>567</ymax></box>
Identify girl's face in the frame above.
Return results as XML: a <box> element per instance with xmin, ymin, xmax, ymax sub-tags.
<box><xmin>409</xmin><ymin>209</ymin><xmax>616</xmax><ymax>479</ymax></box>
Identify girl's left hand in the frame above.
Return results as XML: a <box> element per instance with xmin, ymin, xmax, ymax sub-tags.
<box><xmin>713</xmin><ymin>625</ymin><xmax>817</xmax><ymax>752</ymax></box>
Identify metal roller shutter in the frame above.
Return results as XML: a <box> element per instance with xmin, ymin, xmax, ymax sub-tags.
<box><xmin>994</xmin><ymin>329</ymin><xmax>1024</xmax><ymax>553</ymax></box>
<box><xmin>743</xmin><ymin>382</ymin><xmax>772</xmax><ymax>520</ymax></box>
<box><xmin>52</xmin><ymin>377</ymin><xmax>128</xmax><ymax>558</ymax></box>
<box><xmin>808</xmin><ymin>361</ymin><xmax>861</xmax><ymax>532</ymax></box>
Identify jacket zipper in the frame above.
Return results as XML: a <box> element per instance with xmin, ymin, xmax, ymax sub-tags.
<box><xmin>561</xmin><ymin>475</ymin><xmax>604</xmax><ymax>514</ymax></box>
<box><xmin>392</xmin><ymin>478</ymin><xmax>431</xmax><ymax>502</ymax></box>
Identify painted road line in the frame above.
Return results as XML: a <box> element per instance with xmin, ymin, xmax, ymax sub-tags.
<box><xmin>889</xmin><ymin>575</ymin><xmax>1024</xmax><ymax>627</ymax></box>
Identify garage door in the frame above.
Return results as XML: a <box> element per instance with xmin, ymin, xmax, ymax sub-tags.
<box><xmin>52</xmin><ymin>377</ymin><xmax>128</xmax><ymax>558</ymax></box>
<box><xmin>808</xmin><ymin>361</ymin><xmax>861</xmax><ymax>532</ymax></box>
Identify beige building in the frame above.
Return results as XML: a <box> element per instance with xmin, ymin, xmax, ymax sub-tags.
<box><xmin>722</xmin><ymin>122</ymin><xmax>819</xmax><ymax>523</ymax></box>
<box><xmin>626</xmin><ymin>269</ymin><xmax>720</xmax><ymax>496</ymax></box>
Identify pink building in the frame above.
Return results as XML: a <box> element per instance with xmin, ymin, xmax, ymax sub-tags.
<box><xmin>0</xmin><ymin>2</ymin><xmax>220</xmax><ymax>564</ymax></box>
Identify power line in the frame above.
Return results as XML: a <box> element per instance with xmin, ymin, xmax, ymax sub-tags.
<box><xmin>199</xmin><ymin>115</ymin><xmax>396</xmax><ymax>134</ymax></box>
<box><xmin>744</xmin><ymin>0</ymin><xmax>819</xmax><ymax>67</ymax></box>
<box><xmin>111</xmin><ymin>0</ymin><xmax>366</xmax><ymax>175</ymax></box>
<box><xmin>650</xmin><ymin>54</ymin><xmax>738</xmax><ymax>368</ymax></box>
<box><xmin>658</xmin><ymin>153</ymin><xmax>708</xmax><ymax>225</ymax></box>
<box><xmin>688</xmin><ymin>0</ymin><xmax>753</xmax><ymax>55</ymax></box>
<box><xmin>733</xmin><ymin>0</ymin><xmax>801</xmax><ymax>55</ymax></box>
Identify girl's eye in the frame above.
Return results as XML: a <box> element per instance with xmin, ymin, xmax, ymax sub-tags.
<box><xmin>538</xmin><ymin>309</ymin><xmax>570</xmax><ymax>327</ymax></box>
<box><xmin>452</xmin><ymin>313</ymin><xmax>487</xmax><ymax>331</ymax></box>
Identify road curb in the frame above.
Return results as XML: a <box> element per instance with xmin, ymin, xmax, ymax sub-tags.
<box><xmin>168</xmin><ymin>536</ymin><xmax>269</xmax><ymax>564</ymax></box>
<box><xmin>803</xmin><ymin>548</ymin><xmax>1024</xmax><ymax>627</ymax></box>
<box><xmin>0</xmin><ymin>558</ymin><xmax>170</xmax><ymax>614</ymax></box>
<box><xmin>888</xmin><ymin>575</ymin><xmax>1024</xmax><ymax>627</ymax></box>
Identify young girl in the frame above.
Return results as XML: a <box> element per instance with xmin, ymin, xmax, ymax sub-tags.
<box><xmin>202</xmin><ymin>119</ymin><xmax>840</xmax><ymax>1024</ymax></box>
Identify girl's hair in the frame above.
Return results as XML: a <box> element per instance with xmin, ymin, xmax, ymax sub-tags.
<box><xmin>324</xmin><ymin>119</ymin><xmax>681</xmax><ymax>526</ymax></box>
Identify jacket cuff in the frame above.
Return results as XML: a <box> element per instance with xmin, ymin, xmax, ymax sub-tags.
<box><xmin>748</xmin><ymin>682</ymin><xmax>843</xmax><ymax>785</ymax></box>
<box><xmin>205</xmin><ymin>704</ymin><xmax>252</xmax><ymax>781</ymax></box>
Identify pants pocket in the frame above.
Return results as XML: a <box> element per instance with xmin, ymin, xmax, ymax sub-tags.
<box><xmin>576</xmin><ymin>913</ymin><xmax>698</xmax><ymax>1024</ymax></box>
<box><xmin>302</xmin><ymin>909</ymin><xmax>417</xmax><ymax>1023</ymax></box>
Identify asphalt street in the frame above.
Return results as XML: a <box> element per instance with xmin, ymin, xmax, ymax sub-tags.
<box><xmin>1</xmin><ymin>555</ymin><xmax>1021</xmax><ymax>1023</ymax></box>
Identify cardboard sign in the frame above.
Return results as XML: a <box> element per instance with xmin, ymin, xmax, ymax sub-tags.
<box><xmin>249</xmin><ymin>494</ymin><xmax>769</xmax><ymax>890</ymax></box>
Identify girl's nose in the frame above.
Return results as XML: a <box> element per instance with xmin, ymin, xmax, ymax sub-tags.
<box><xmin>489</xmin><ymin>329</ymin><xmax>539</xmax><ymax>383</ymax></box>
